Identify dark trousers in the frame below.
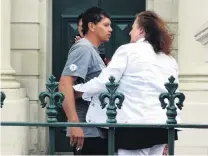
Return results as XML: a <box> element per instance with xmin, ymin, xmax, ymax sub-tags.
<box><xmin>73</xmin><ymin>137</ymin><xmax>108</xmax><ymax>155</ymax></box>
<box><xmin>115</xmin><ymin>128</ymin><xmax>178</xmax><ymax>150</ymax></box>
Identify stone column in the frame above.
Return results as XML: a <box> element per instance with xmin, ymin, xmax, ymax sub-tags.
<box><xmin>178</xmin><ymin>0</ymin><xmax>208</xmax><ymax>75</ymax></box>
<box><xmin>146</xmin><ymin>0</ymin><xmax>154</xmax><ymax>10</ymax></box>
<box><xmin>0</xmin><ymin>0</ymin><xmax>20</xmax><ymax>88</ymax></box>
<box><xmin>0</xmin><ymin>0</ymin><xmax>29</xmax><ymax>154</ymax></box>
<box><xmin>177</xmin><ymin>0</ymin><xmax>208</xmax><ymax>155</ymax></box>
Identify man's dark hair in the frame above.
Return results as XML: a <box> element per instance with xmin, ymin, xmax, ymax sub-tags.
<box><xmin>82</xmin><ymin>7</ymin><xmax>110</xmax><ymax>35</ymax></box>
<box><xmin>77</xmin><ymin>13</ymin><xmax>84</xmax><ymax>25</ymax></box>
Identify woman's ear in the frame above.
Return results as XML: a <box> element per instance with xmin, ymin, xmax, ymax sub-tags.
<box><xmin>140</xmin><ymin>28</ymin><xmax>145</xmax><ymax>35</ymax></box>
<box><xmin>88</xmin><ymin>22</ymin><xmax>95</xmax><ymax>32</ymax></box>
<box><xmin>139</xmin><ymin>28</ymin><xmax>146</xmax><ymax>39</ymax></box>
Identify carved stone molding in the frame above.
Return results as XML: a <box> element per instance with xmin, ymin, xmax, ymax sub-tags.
<box><xmin>195</xmin><ymin>21</ymin><xmax>208</xmax><ymax>46</ymax></box>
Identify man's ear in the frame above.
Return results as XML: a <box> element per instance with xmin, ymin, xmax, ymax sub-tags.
<box><xmin>88</xmin><ymin>22</ymin><xmax>95</xmax><ymax>32</ymax></box>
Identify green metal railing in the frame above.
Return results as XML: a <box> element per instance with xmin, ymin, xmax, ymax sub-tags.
<box><xmin>1</xmin><ymin>75</ymin><xmax>208</xmax><ymax>155</ymax></box>
<box><xmin>159</xmin><ymin>76</ymin><xmax>185</xmax><ymax>155</ymax></box>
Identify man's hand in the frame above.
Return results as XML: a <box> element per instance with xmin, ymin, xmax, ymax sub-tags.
<box><xmin>70</xmin><ymin>127</ymin><xmax>84</xmax><ymax>150</ymax></box>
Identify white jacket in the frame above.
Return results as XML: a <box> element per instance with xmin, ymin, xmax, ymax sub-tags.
<box><xmin>74</xmin><ymin>38</ymin><xmax>180</xmax><ymax>124</ymax></box>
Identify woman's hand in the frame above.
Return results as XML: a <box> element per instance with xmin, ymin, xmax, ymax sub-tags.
<box><xmin>75</xmin><ymin>36</ymin><xmax>82</xmax><ymax>43</ymax></box>
<box><xmin>104</xmin><ymin>57</ymin><xmax>111</xmax><ymax>65</ymax></box>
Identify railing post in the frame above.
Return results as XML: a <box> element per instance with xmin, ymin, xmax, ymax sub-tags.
<box><xmin>99</xmin><ymin>76</ymin><xmax>125</xmax><ymax>155</ymax></box>
<box><xmin>159</xmin><ymin>76</ymin><xmax>185</xmax><ymax>155</ymax></box>
<box><xmin>39</xmin><ymin>75</ymin><xmax>64</xmax><ymax>155</ymax></box>
<box><xmin>0</xmin><ymin>91</ymin><xmax>6</xmax><ymax>108</ymax></box>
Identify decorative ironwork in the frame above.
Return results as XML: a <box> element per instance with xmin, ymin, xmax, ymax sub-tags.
<box><xmin>39</xmin><ymin>75</ymin><xmax>64</xmax><ymax>122</ymax></box>
<box><xmin>1</xmin><ymin>91</ymin><xmax>6</xmax><ymax>108</ymax></box>
<box><xmin>99</xmin><ymin>76</ymin><xmax>125</xmax><ymax>123</ymax></box>
<box><xmin>159</xmin><ymin>76</ymin><xmax>185</xmax><ymax>124</ymax></box>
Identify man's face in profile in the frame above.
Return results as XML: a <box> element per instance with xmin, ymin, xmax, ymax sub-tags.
<box><xmin>94</xmin><ymin>17</ymin><xmax>112</xmax><ymax>43</ymax></box>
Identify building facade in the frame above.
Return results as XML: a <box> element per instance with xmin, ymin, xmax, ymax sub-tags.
<box><xmin>0</xmin><ymin>0</ymin><xmax>208</xmax><ymax>155</ymax></box>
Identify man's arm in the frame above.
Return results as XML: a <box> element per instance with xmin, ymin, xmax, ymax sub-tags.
<box><xmin>59</xmin><ymin>76</ymin><xmax>78</xmax><ymax>122</ymax></box>
<box><xmin>59</xmin><ymin>75</ymin><xmax>84</xmax><ymax>150</ymax></box>
<box><xmin>59</xmin><ymin>45</ymin><xmax>92</xmax><ymax>150</ymax></box>
<box><xmin>60</xmin><ymin>45</ymin><xmax>91</xmax><ymax>119</ymax></box>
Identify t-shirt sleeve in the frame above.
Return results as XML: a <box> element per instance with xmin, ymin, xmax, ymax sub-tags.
<box><xmin>61</xmin><ymin>45</ymin><xmax>92</xmax><ymax>80</ymax></box>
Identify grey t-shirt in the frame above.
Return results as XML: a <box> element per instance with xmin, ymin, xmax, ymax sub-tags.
<box><xmin>62</xmin><ymin>38</ymin><xmax>106</xmax><ymax>137</ymax></box>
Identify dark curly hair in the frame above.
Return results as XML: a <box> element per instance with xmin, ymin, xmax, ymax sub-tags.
<box><xmin>136</xmin><ymin>11</ymin><xmax>174</xmax><ymax>55</ymax></box>
<box><xmin>82</xmin><ymin>7</ymin><xmax>110</xmax><ymax>35</ymax></box>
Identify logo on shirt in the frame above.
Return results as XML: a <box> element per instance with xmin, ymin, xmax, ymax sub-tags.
<box><xmin>69</xmin><ymin>64</ymin><xmax>78</xmax><ymax>71</ymax></box>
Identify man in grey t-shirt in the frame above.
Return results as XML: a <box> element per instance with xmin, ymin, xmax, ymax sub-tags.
<box><xmin>59</xmin><ymin>7</ymin><xmax>112</xmax><ymax>155</ymax></box>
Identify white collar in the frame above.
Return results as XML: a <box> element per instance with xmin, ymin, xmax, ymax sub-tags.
<box><xmin>136</xmin><ymin>37</ymin><xmax>145</xmax><ymax>43</ymax></box>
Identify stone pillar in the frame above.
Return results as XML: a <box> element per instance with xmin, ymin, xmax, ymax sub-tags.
<box><xmin>146</xmin><ymin>0</ymin><xmax>154</xmax><ymax>10</ymax></box>
<box><xmin>178</xmin><ymin>0</ymin><xmax>208</xmax><ymax>75</ymax></box>
<box><xmin>0</xmin><ymin>0</ymin><xmax>20</xmax><ymax>88</ymax></box>
<box><xmin>177</xmin><ymin>0</ymin><xmax>208</xmax><ymax>155</ymax></box>
<box><xmin>0</xmin><ymin>0</ymin><xmax>29</xmax><ymax>154</ymax></box>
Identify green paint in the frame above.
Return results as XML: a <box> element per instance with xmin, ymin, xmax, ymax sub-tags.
<box><xmin>159</xmin><ymin>76</ymin><xmax>185</xmax><ymax>155</ymax></box>
<box><xmin>159</xmin><ymin>76</ymin><xmax>185</xmax><ymax>124</ymax></box>
<box><xmin>39</xmin><ymin>75</ymin><xmax>64</xmax><ymax>123</ymax></box>
<box><xmin>99</xmin><ymin>76</ymin><xmax>124</xmax><ymax>123</ymax></box>
<box><xmin>39</xmin><ymin>75</ymin><xmax>64</xmax><ymax>155</ymax></box>
<box><xmin>99</xmin><ymin>76</ymin><xmax>125</xmax><ymax>155</ymax></box>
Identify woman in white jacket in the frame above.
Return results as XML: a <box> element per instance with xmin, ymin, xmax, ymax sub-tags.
<box><xmin>74</xmin><ymin>10</ymin><xmax>179</xmax><ymax>155</ymax></box>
